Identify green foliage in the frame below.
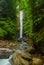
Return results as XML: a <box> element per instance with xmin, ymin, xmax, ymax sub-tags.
<box><xmin>33</xmin><ymin>0</ymin><xmax>44</xmax><ymax>44</ymax></box>
<box><xmin>0</xmin><ymin>28</ymin><xmax>7</xmax><ymax>38</ymax></box>
<box><xmin>0</xmin><ymin>0</ymin><xmax>44</xmax><ymax>46</ymax></box>
<box><xmin>0</xmin><ymin>17</ymin><xmax>17</xmax><ymax>40</ymax></box>
<box><xmin>19</xmin><ymin>0</ymin><xmax>33</xmax><ymax>38</ymax></box>
<box><xmin>0</xmin><ymin>0</ymin><xmax>17</xmax><ymax>40</ymax></box>
<box><xmin>19</xmin><ymin>0</ymin><xmax>44</xmax><ymax>53</ymax></box>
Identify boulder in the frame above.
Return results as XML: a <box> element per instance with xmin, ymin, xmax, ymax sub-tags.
<box><xmin>25</xmin><ymin>46</ymin><xmax>35</xmax><ymax>54</ymax></box>
<box><xmin>10</xmin><ymin>50</ymin><xmax>32</xmax><ymax>65</ymax></box>
<box><xmin>32</xmin><ymin>58</ymin><xmax>43</xmax><ymax>65</ymax></box>
<box><xmin>0</xmin><ymin>48</ymin><xmax>13</xmax><ymax>59</ymax></box>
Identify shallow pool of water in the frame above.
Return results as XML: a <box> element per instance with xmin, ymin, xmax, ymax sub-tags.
<box><xmin>0</xmin><ymin>55</ymin><xmax>12</xmax><ymax>65</ymax></box>
<box><xmin>0</xmin><ymin>59</ymin><xmax>11</xmax><ymax>65</ymax></box>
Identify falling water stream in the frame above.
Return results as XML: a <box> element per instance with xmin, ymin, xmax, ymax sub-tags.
<box><xmin>20</xmin><ymin>10</ymin><xmax>23</xmax><ymax>39</ymax></box>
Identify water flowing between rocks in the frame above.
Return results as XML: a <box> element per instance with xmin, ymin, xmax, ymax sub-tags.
<box><xmin>0</xmin><ymin>59</ymin><xmax>11</xmax><ymax>65</ymax></box>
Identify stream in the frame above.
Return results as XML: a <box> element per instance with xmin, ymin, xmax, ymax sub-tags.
<box><xmin>0</xmin><ymin>55</ymin><xmax>12</xmax><ymax>65</ymax></box>
<box><xmin>0</xmin><ymin>59</ymin><xmax>11</xmax><ymax>65</ymax></box>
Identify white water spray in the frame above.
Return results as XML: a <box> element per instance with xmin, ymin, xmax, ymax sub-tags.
<box><xmin>20</xmin><ymin>11</ymin><xmax>23</xmax><ymax>39</ymax></box>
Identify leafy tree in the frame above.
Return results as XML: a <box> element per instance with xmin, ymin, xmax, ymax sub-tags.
<box><xmin>0</xmin><ymin>0</ymin><xmax>17</xmax><ymax>40</ymax></box>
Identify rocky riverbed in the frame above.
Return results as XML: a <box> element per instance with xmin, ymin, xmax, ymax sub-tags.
<box><xmin>0</xmin><ymin>48</ymin><xmax>13</xmax><ymax>58</ymax></box>
<box><xmin>0</xmin><ymin>40</ymin><xmax>19</xmax><ymax>59</ymax></box>
<box><xmin>0</xmin><ymin>40</ymin><xmax>44</xmax><ymax>65</ymax></box>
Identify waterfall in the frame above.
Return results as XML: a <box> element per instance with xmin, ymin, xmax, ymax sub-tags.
<box><xmin>20</xmin><ymin>11</ymin><xmax>23</xmax><ymax>39</ymax></box>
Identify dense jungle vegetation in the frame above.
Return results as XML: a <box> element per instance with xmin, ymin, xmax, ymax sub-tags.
<box><xmin>0</xmin><ymin>0</ymin><xmax>44</xmax><ymax>53</ymax></box>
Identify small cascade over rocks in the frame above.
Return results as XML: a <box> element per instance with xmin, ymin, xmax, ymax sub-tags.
<box><xmin>0</xmin><ymin>59</ymin><xmax>11</xmax><ymax>65</ymax></box>
<box><xmin>14</xmin><ymin>41</ymin><xmax>30</xmax><ymax>51</ymax></box>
